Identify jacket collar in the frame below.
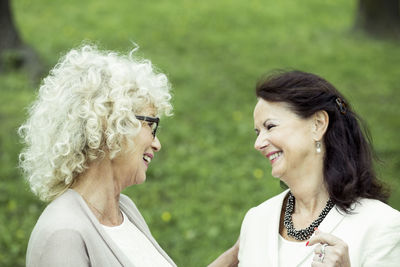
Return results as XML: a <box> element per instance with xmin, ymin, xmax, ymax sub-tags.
<box><xmin>266</xmin><ymin>190</ymin><xmax>288</xmax><ymax>267</ymax></box>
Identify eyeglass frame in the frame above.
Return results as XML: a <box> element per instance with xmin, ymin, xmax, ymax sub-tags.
<box><xmin>135</xmin><ymin>115</ymin><xmax>160</xmax><ymax>138</ymax></box>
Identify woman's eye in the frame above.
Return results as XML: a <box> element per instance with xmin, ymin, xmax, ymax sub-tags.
<box><xmin>266</xmin><ymin>124</ymin><xmax>275</xmax><ymax>130</ymax></box>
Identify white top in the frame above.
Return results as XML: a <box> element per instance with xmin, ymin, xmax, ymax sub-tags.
<box><xmin>102</xmin><ymin>211</ymin><xmax>173</xmax><ymax>267</ymax></box>
<box><xmin>278</xmin><ymin>235</ymin><xmax>311</xmax><ymax>267</ymax></box>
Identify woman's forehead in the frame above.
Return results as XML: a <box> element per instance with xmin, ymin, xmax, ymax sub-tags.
<box><xmin>253</xmin><ymin>99</ymin><xmax>302</xmax><ymax>125</ymax></box>
<box><xmin>254</xmin><ymin>99</ymin><xmax>290</xmax><ymax>117</ymax></box>
<box><xmin>136</xmin><ymin>105</ymin><xmax>157</xmax><ymax>116</ymax></box>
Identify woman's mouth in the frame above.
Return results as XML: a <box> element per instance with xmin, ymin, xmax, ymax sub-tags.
<box><xmin>143</xmin><ymin>154</ymin><xmax>153</xmax><ymax>167</ymax></box>
<box><xmin>266</xmin><ymin>151</ymin><xmax>283</xmax><ymax>164</ymax></box>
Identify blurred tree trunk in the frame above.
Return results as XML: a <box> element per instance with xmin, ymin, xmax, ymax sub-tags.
<box><xmin>0</xmin><ymin>0</ymin><xmax>21</xmax><ymax>52</ymax></box>
<box><xmin>356</xmin><ymin>0</ymin><xmax>400</xmax><ymax>37</ymax></box>
<box><xmin>0</xmin><ymin>0</ymin><xmax>43</xmax><ymax>79</ymax></box>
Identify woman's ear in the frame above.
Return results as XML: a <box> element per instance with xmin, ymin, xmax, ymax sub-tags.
<box><xmin>312</xmin><ymin>110</ymin><xmax>329</xmax><ymax>141</ymax></box>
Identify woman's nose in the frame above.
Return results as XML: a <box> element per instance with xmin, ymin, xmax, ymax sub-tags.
<box><xmin>152</xmin><ymin>136</ymin><xmax>161</xmax><ymax>152</ymax></box>
<box><xmin>254</xmin><ymin>134</ymin><xmax>268</xmax><ymax>151</ymax></box>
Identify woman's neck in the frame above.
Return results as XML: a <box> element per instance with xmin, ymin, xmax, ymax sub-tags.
<box><xmin>284</xmin><ymin>163</ymin><xmax>330</xmax><ymax>217</ymax></box>
<box><xmin>71</xmin><ymin>158</ymin><xmax>123</xmax><ymax>226</ymax></box>
<box><xmin>290</xmin><ymin>186</ymin><xmax>330</xmax><ymax>218</ymax></box>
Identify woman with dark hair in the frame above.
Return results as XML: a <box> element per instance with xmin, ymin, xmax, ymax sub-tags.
<box><xmin>238</xmin><ymin>71</ymin><xmax>400</xmax><ymax>266</ymax></box>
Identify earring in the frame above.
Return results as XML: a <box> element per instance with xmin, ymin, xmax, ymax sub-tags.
<box><xmin>316</xmin><ymin>141</ymin><xmax>321</xmax><ymax>153</ymax></box>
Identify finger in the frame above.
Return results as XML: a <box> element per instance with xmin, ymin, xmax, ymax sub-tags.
<box><xmin>313</xmin><ymin>244</ymin><xmax>322</xmax><ymax>253</ymax></box>
<box><xmin>307</xmin><ymin>230</ymin><xmax>342</xmax><ymax>246</ymax></box>
<box><xmin>312</xmin><ymin>249</ymin><xmax>328</xmax><ymax>266</ymax></box>
<box><xmin>313</xmin><ymin>244</ymin><xmax>332</xmax><ymax>255</ymax></box>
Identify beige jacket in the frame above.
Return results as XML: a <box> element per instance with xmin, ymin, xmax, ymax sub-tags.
<box><xmin>238</xmin><ymin>189</ymin><xmax>400</xmax><ymax>267</ymax></box>
<box><xmin>26</xmin><ymin>189</ymin><xmax>177</xmax><ymax>267</ymax></box>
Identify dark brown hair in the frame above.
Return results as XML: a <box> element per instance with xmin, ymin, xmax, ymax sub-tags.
<box><xmin>256</xmin><ymin>70</ymin><xmax>389</xmax><ymax>212</ymax></box>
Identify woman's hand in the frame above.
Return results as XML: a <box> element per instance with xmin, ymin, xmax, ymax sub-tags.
<box><xmin>308</xmin><ymin>229</ymin><xmax>350</xmax><ymax>267</ymax></box>
<box><xmin>207</xmin><ymin>239</ymin><xmax>239</xmax><ymax>267</ymax></box>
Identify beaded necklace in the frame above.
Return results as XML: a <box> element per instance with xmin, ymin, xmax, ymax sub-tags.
<box><xmin>283</xmin><ymin>192</ymin><xmax>335</xmax><ymax>241</ymax></box>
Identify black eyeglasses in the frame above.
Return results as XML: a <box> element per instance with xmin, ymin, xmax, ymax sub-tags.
<box><xmin>135</xmin><ymin>115</ymin><xmax>160</xmax><ymax>138</ymax></box>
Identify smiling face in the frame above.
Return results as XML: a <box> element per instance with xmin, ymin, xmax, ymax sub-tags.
<box><xmin>253</xmin><ymin>99</ymin><xmax>319</xmax><ymax>184</ymax></box>
<box><xmin>111</xmin><ymin>106</ymin><xmax>161</xmax><ymax>188</ymax></box>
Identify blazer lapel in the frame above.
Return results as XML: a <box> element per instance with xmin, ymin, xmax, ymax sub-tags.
<box><xmin>270</xmin><ymin>190</ymin><xmax>312</xmax><ymax>267</ymax></box>
<box><xmin>319</xmin><ymin>205</ymin><xmax>346</xmax><ymax>234</ymax></box>
<box><xmin>265</xmin><ymin>190</ymin><xmax>289</xmax><ymax>267</ymax></box>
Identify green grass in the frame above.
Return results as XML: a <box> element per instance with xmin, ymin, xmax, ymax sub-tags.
<box><xmin>1</xmin><ymin>0</ymin><xmax>399</xmax><ymax>265</ymax></box>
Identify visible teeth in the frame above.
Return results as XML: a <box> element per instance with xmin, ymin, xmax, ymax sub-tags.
<box><xmin>269</xmin><ymin>152</ymin><xmax>282</xmax><ymax>160</ymax></box>
<box><xmin>143</xmin><ymin>155</ymin><xmax>152</xmax><ymax>163</ymax></box>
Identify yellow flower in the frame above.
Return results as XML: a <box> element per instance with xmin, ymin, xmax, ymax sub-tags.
<box><xmin>161</xmin><ymin>211</ymin><xmax>172</xmax><ymax>222</ymax></box>
<box><xmin>253</xmin><ymin>168</ymin><xmax>263</xmax><ymax>179</ymax></box>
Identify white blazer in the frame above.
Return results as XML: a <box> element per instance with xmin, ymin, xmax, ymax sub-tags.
<box><xmin>238</xmin><ymin>189</ymin><xmax>400</xmax><ymax>267</ymax></box>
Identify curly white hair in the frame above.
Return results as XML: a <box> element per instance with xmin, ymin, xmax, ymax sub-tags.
<box><xmin>19</xmin><ymin>44</ymin><xmax>173</xmax><ymax>202</ymax></box>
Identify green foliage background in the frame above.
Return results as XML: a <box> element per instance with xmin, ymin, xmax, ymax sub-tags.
<box><xmin>1</xmin><ymin>0</ymin><xmax>399</xmax><ymax>266</ymax></box>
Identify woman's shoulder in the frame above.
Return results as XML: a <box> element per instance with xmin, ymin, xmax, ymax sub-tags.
<box><xmin>26</xmin><ymin>189</ymin><xmax>94</xmax><ymax>266</ymax></box>
<box><xmin>27</xmin><ymin>190</ymin><xmax>93</xmax><ymax>257</ymax></box>
<box><xmin>347</xmin><ymin>198</ymin><xmax>400</xmax><ymax>261</ymax></box>
<box><xmin>342</xmin><ymin>198</ymin><xmax>400</xmax><ymax>240</ymax></box>
<box><xmin>354</xmin><ymin>198</ymin><xmax>400</xmax><ymax>218</ymax></box>
<box><xmin>31</xmin><ymin>190</ymin><xmax>92</xmax><ymax>235</ymax></box>
<box><xmin>351</xmin><ymin>198</ymin><xmax>400</xmax><ymax>223</ymax></box>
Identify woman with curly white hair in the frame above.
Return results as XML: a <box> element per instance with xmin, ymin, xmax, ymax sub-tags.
<box><xmin>20</xmin><ymin>45</ymin><xmax>239</xmax><ymax>267</ymax></box>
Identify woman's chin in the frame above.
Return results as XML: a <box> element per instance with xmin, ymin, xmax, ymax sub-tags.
<box><xmin>128</xmin><ymin>175</ymin><xmax>146</xmax><ymax>186</ymax></box>
<box><xmin>271</xmin><ymin>170</ymin><xmax>282</xmax><ymax>178</ymax></box>
<box><xmin>135</xmin><ymin>177</ymin><xmax>146</xmax><ymax>185</ymax></box>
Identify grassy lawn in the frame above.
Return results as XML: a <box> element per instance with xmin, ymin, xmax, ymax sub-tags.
<box><xmin>1</xmin><ymin>0</ymin><xmax>399</xmax><ymax>266</ymax></box>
